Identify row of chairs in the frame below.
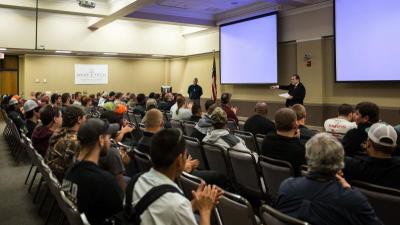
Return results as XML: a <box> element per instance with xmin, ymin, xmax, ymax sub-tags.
<box><xmin>2</xmin><ymin>109</ymin><xmax>88</xmax><ymax>225</ymax></box>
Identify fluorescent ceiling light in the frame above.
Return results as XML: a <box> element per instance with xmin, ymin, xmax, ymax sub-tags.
<box><xmin>0</xmin><ymin>48</ymin><xmax>7</xmax><ymax>51</ymax></box>
<box><xmin>152</xmin><ymin>54</ymin><xmax>166</xmax><ymax>57</ymax></box>
<box><xmin>55</xmin><ymin>50</ymin><xmax>72</xmax><ymax>54</ymax></box>
<box><xmin>103</xmin><ymin>52</ymin><xmax>118</xmax><ymax>55</ymax></box>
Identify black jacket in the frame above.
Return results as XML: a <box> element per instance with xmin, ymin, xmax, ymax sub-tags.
<box><xmin>279</xmin><ymin>82</ymin><xmax>306</xmax><ymax>107</ymax></box>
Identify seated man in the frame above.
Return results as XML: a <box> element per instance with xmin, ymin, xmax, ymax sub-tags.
<box><xmin>291</xmin><ymin>104</ymin><xmax>317</xmax><ymax>144</ymax></box>
<box><xmin>45</xmin><ymin>106</ymin><xmax>85</xmax><ymax>181</ymax></box>
<box><xmin>276</xmin><ymin>133</ymin><xmax>381</xmax><ymax>225</ymax></box>
<box><xmin>32</xmin><ymin>105</ymin><xmax>63</xmax><ymax>156</ymax></box>
<box><xmin>7</xmin><ymin>97</ymin><xmax>26</xmax><ymax>134</ymax></box>
<box><xmin>244</xmin><ymin>101</ymin><xmax>275</xmax><ymax>136</ymax></box>
<box><xmin>63</xmin><ymin>118</ymin><xmax>123</xmax><ymax>225</ymax></box>
<box><xmin>324</xmin><ymin>103</ymin><xmax>357</xmax><ymax>136</ymax></box>
<box><xmin>203</xmin><ymin>107</ymin><xmax>250</xmax><ymax>152</ymax></box>
<box><xmin>131</xmin><ymin>128</ymin><xmax>221</xmax><ymax>225</ymax></box>
<box><xmin>191</xmin><ymin>100</ymin><xmax>216</xmax><ymax>142</ymax></box>
<box><xmin>136</xmin><ymin>109</ymin><xmax>164</xmax><ymax>154</ymax></box>
<box><xmin>220</xmin><ymin>93</ymin><xmax>239</xmax><ymax>125</ymax></box>
<box><xmin>158</xmin><ymin>93</ymin><xmax>173</xmax><ymax>111</ymax></box>
<box><xmin>190</xmin><ymin>104</ymin><xmax>202</xmax><ymax>122</ymax></box>
<box><xmin>261</xmin><ymin>108</ymin><xmax>305</xmax><ymax>175</ymax></box>
<box><xmin>133</xmin><ymin>93</ymin><xmax>146</xmax><ymax>118</ymax></box>
<box><xmin>344</xmin><ymin>122</ymin><xmax>400</xmax><ymax>189</ymax></box>
<box><xmin>23</xmin><ymin>99</ymin><xmax>41</xmax><ymax>138</ymax></box>
<box><xmin>342</xmin><ymin>102</ymin><xmax>380</xmax><ymax>156</ymax></box>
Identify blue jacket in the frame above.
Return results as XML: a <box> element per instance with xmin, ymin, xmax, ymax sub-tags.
<box><xmin>276</xmin><ymin>172</ymin><xmax>382</xmax><ymax>225</ymax></box>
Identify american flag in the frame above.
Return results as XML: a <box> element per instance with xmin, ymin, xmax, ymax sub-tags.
<box><xmin>211</xmin><ymin>55</ymin><xmax>217</xmax><ymax>102</ymax></box>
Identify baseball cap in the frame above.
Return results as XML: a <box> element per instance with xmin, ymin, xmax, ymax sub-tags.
<box><xmin>211</xmin><ymin>107</ymin><xmax>227</xmax><ymax>124</ymax></box>
<box><xmin>77</xmin><ymin>118</ymin><xmax>118</xmax><ymax>145</ymax></box>
<box><xmin>23</xmin><ymin>99</ymin><xmax>39</xmax><ymax>112</ymax></box>
<box><xmin>115</xmin><ymin>104</ymin><xmax>127</xmax><ymax>115</ymax></box>
<box><xmin>9</xmin><ymin>98</ymin><xmax>18</xmax><ymax>106</ymax></box>
<box><xmin>103</xmin><ymin>102</ymin><xmax>116</xmax><ymax>111</ymax></box>
<box><xmin>367</xmin><ymin>122</ymin><xmax>397</xmax><ymax>147</ymax></box>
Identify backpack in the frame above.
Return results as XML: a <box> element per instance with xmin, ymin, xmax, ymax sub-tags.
<box><xmin>103</xmin><ymin>173</ymin><xmax>181</xmax><ymax>225</ymax></box>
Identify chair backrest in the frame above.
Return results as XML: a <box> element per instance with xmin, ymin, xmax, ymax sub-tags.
<box><xmin>232</xmin><ymin>130</ymin><xmax>258</xmax><ymax>153</ymax></box>
<box><xmin>127</xmin><ymin>112</ymin><xmax>136</xmax><ymax>124</ymax></box>
<box><xmin>227</xmin><ymin>120</ymin><xmax>238</xmax><ymax>131</ymax></box>
<box><xmin>184</xmin><ymin>135</ymin><xmax>208</xmax><ymax>170</ymax></box>
<box><xmin>259</xmin><ymin>156</ymin><xmax>294</xmax><ymax>201</ymax></box>
<box><xmin>202</xmin><ymin>143</ymin><xmax>229</xmax><ymax>176</ymax></box>
<box><xmin>165</xmin><ymin>111</ymin><xmax>172</xmax><ymax>121</ymax></box>
<box><xmin>260</xmin><ymin>204</ymin><xmax>309</xmax><ymax>225</ymax></box>
<box><xmin>133</xmin><ymin>148</ymin><xmax>152</xmax><ymax>172</ymax></box>
<box><xmin>325</xmin><ymin>131</ymin><xmax>345</xmax><ymax>140</ymax></box>
<box><xmin>170</xmin><ymin>119</ymin><xmax>183</xmax><ymax>131</ymax></box>
<box><xmin>227</xmin><ymin>148</ymin><xmax>265</xmax><ymax>198</ymax></box>
<box><xmin>351</xmin><ymin>180</ymin><xmax>400</xmax><ymax>225</ymax></box>
<box><xmin>134</xmin><ymin>114</ymin><xmax>142</xmax><ymax>125</ymax></box>
<box><xmin>255</xmin><ymin>134</ymin><xmax>265</xmax><ymax>153</ymax></box>
<box><xmin>183</xmin><ymin>121</ymin><xmax>196</xmax><ymax>136</ymax></box>
<box><xmin>300</xmin><ymin>165</ymin><xmax>308</xmax><ymax>177</ymax></box>
<box><xmin>178</xmin><ymin>172</ymin><xmax>204</xmax><ymax>199</ymax></box>
<box><xmin>57</xmin><ymin>187</ymin><xmax>89</xmax><ymax>225</ymax></box>
<box><xmin>217</xmin><ymin>191</ymin><xmax>258</xmax><ymax>225</ymax></box>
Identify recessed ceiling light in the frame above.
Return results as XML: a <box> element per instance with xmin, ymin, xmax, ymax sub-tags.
<box><xmin>152</xmin><ymin>54</ymin><xmax>166</xmax><ymax>57</ymax></box>
<box><xmin>55</xmin><ymin>50</ymin><xmax>72</xmax><ymax>54</ymax></box>
<box><xmin>0</xmin><ymin>48</ymin><xmax>7</xmax><ymax>51</ymax></box>
<box><xmin>103</xmin><ymin>52</ymin><xmax>118</xmax><ymax>55</ymax></box>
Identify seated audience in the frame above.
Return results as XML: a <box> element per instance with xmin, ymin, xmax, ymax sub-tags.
<box><xmin>244</xmin><ymin>101</ymin><xmax>275</xmax><ymax>136</ymax></box>
<box><xmin>324</xmin><ymin>103</ymin><xmax>357</xmax><ymax>135</ymax></box>
<box><xmin>63</xmin><ymin>119</ymin><xmax>123</xmax><ymax>225</ymax></box>
<box><xmin>342</xmin><ymin>102</ymin><xmax>380</xmax><ymax>156</ymax></box>
<box><xmin>45</xmin><ymin>106</ymin><xmax>85</xmax><ymax>181</ymax></box>
<box><xmin>32</xmin><ymin>105</ymin><xmax>62</xmax><ymax>156</ymax></box>
<box><xmin>191</xmin><ymin>100</ymin><xmax>216</xmax><ymax>142</ymax></box>
<box><xmin>131</xmin><ymin>128</ymin><xmax>221</xmax><ymax>225</ymax></box>
<box><xmin>190</xmin><ymin>104</ymin><xmax>202</xmax><ymax>122</ymax></box>
<box><xmin>137</xmin><ymin>109</ymin><xmax>164</xmax><ymax>154</ymax></box>
<box><xmin>133</xmin><ymin>93</ymin><xmax>146</xmax><ymax>117</ymax></box>
<box><xmin>73</xmin><ymin>91</ymin><xmax>82</xmax><ymax>106</ymax></box>
<box><xmin>106</xmin><ymin>91</ymin><xmax>116</xmax><ymax>103</ymax></box>
<box><xmin>98</xmin><ymin>92</ymin><xmax>108</xmax><ymax>107</ymax></box>
<box><xmin>261</xmin><ymin>108</ymin><xmax>305</xmax><ymax>175</ymax></box>
<box><xmin>146</xmin><ymin>98</ymin><xmax>158</xmax><ymax>111</ymax></box>
<box><xmin>158</xmin><ymin>92</ymin><xmax>173</xmax><ymax>111</ymax></box>
<box><xmin>171</xmin><ymin>95</ymin><xmax>192</xmax><ymax>120</ymax></box>
<box><xmin>127</xmin><ymin>93</ymin><xmax>136</xmax><ymax>108</ymax></box>
<box><xmin>292</xmin><ymin>104</ymin><xmax>317</xmax><ymax>144</ymax></box>
<box><xmin>220</xmin><ymin>92</ymin><xmax>239</xmax><ymax>124</ymax></box>
<box><xmin>276</xmin><ymin>133</ymin><xmax>381</xmax><ymax>225</ymax></box>
<box><xmin>50</xmin><ymin>93</ymin><xmax>62</xmax><ymax>107</ymax></box>
<box><xmin>203</xmin><ymin>107</ymin><xmax>250</xmax><ymax>152</ymax></box>
<box><xmin>81</xmin><ymin>96</ymin><xmax>92</xmax><ymax>114</ymax></box>
<box><xmin>344</xmin><ymin>122</ymin><xmax>400</xmax><ymax>189</ymax></box>
<box><xmin>61</xmin><ymin>93</ymin><xmax>71</xmax><ymax>113</ymax></box>
<box><xmin>23</xmin><ymin>100</ymin><xmax>41</xmax><ymax>138</ymax></box>
<box><xmin>7</xmin><ymin>97</ymin><xmax>26</xmax><ymax>134</ymax></box>
<box><xmin>113</xmin><ymin>92</ymin><xmax>123</xmax><ymax>104</ymax></box>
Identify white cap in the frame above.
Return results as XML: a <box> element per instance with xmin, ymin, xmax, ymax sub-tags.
<box><xmin>23</xmin><ymin>99</ymin><xmax>39</xmax><ymax>112</ymax></box>
<box><xmin>367</xmin><ymin>122</ymin><xmax>397</xmax><ymax>147</ymax></box>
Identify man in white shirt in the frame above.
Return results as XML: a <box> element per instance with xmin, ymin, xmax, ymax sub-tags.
<box><xmin>132</xmin><ymin>128</ymin><xmax>221</xmax><ymax>225</ymax></box>
<box><xmin>324</xmin><ymin>104</ymin><xmax>357</xmax><ymax>136</ymax></box>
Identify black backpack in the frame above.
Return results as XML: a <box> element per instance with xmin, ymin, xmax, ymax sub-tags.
<box><xmin>104</xmin><ymin>173</ymin><xmax>181</xmax><ymax>225</ymax></box>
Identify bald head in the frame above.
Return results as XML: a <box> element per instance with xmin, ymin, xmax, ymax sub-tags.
<box><xmin>142</xmin><ymin>109</ymin><xmax>163</xmax><ymax>130</ymax></box>
<box><xmin>255</xmin><ymin>102</ymin><xmax>268</xmax><ymax>115</ymax></box>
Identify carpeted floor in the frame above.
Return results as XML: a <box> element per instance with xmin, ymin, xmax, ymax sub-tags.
<box><xmin>0</xmin><ymin>122</ymin><xmax>43</xmax><ymax>225</ymax></box>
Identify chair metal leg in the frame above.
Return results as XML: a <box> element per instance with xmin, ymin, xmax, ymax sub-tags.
<box><xmin>28</xmin><ymin>168</ymin><xmax>38</xmax><ymax>193</ymax></box>
<box><xmin>38</xmin><ymin>188</ymin><xmax>50</xmax><ymax>215</ymax></box>
<box><xmin>24</xmin><ymin>164</ymin><xmax>34</xmax><ymax>185</ymax></box>
<box><xmin>33</xmin><ymin>178</ymin><xmax>43</xmax><ymax>204</ymax></box>
<box><xmin>44</xmin><ymin>199</ymin><xmax>56</xmax><ymax>225</ymax></box>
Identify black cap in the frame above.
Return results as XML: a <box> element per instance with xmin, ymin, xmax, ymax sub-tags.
<box><xmin>77</xmin><ymin>118</ymin><xmax>117</xmax><ymax>145</ymax></box>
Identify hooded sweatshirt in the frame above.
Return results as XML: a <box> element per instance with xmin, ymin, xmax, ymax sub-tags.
<box><xmin>31</xmin><ymin>125</ymin><xmax>54</xmax><ymax>157</ymax></box>
<box><xmin>202</xmin><ymin>129</ymin><xmax>251</xmax><ymax>153</ymax></box>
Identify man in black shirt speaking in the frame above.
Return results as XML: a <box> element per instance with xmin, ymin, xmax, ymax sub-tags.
<box><xmin>188</xmin><ymin>77</ymin><xmax>203</xmax><ymax>106</ymax></box>
<box><xmin>271</xmin><ymin>74</ymin><xmax>306</xmax><ymax>107</ymax></box>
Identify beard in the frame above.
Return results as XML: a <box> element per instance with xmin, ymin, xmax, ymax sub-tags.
<box><xmin>99</xmin><ymin>145</ymin><xmax>108</xmax><ymax>157</ymax></box>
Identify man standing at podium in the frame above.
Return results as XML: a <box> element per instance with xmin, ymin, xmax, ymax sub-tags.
<box><xmin>188</xmin><ymin>77</ymin><xmax>203</xmax><ymax>106</ymax></box>
<box><xmin>271</xmin><ymin>74</ymin><xmax>306</xmax><ymax>107</ymax></box>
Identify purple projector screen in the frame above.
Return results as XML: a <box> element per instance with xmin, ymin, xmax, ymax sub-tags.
<box><xmin>220</xmin><ymin>14</ymin><xmax>277</xmax><ymax>84</ymax></box>
<box><xmin>335</xmin><ymin>0</ymin><xmax>400</xmax><ymax>82</ymax></box>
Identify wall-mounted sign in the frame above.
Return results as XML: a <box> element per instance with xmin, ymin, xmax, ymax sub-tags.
<box><xmin>75</xmin><ymin>64</ymin><xmax>108</xmax><ymax>84</ymax></box>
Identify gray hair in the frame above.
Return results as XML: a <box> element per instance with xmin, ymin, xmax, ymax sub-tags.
<box><xmin>146</xmin><ymin>98</ymin><xmax>158</xmax><ymax>110</ymax></box>
<box><xmin>305</xmin><ymin>133</ymin><xmax>344</xmax><ymax>174</ymax></box>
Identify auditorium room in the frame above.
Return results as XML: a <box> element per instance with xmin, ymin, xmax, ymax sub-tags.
<box><xmin>1</xmin><ymin>0</ymin><xmax>400</xmax><ymax>224</ymax></box>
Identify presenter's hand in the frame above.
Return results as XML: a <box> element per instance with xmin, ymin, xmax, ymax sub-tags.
<box><xmin>270</xmin><ymin>85</ymin><xmax>279</xmax><ymax>89</ymax></box>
